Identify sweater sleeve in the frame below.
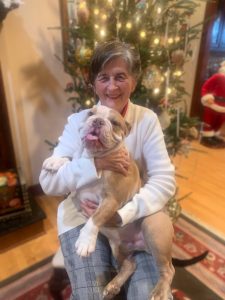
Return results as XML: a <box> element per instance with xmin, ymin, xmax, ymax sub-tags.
<box><xmin>39</xmin><ymin>112</ymin><xmax>100</xmax><ymax>196</ymax></box>
<box><xmin>117</xmin><ymin>113</ymin><xmax>176</xmax><ymax>226</ymax></box>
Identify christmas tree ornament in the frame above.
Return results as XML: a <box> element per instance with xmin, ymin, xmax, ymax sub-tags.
<box><xmin>75</xmin><ymin>45</ymin><xmax>93</xmax><ymax>65</ymax></box>
<box><xmin>142</xmin><ymin>65</ymin><xmax>162</xmax><ymax>90</ymax></box>
<box><xmin>77</xmin><ymin>1</ymin><xmax>90</xmax><ymax>24</ymax></box>
<box><xmin>182</xmin><ymin>127</ymin><xmax>199</xmax><ymax>139</ymax></box>
<box><xmin>158</xmin><ymin>109</ymin><xmax>171</xmax><ymax>130</ymax></box>
<box><xmin>171</xmin><ymin>49</ymin><xmax>185</xmax><ymax>66</ymax></box>
<box><xmin>166</xmin><ymin>195</ymin><xmax>182</xmax><ymax>223</ymax></box>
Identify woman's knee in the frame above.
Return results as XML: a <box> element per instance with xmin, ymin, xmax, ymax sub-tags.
<box><xmin>59</xmin><ymin>226</ymin><xmax>118</xmax><ymax>299</ymax></box>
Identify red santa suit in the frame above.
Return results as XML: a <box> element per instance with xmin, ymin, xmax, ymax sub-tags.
<box><xmin>201</xmin><ymin>64</ymin><xmax>225</xmax><ymax>137</ymax></box>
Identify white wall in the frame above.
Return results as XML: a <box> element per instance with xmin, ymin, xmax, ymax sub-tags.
<box><xmin>0</xmin><ymin>0</ymin><xmax>71</xmax><ymax>185</ymax></box>
<box><xmin>0</xmin><ymin>0</ymin><xmax>206</xmax><ymax>186</ymax></box>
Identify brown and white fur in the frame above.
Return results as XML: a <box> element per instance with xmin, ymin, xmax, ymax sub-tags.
<box><xmin>45</xmin><ymin>105</ymin><xmax>175</xmax><ymax>300</ymax></box>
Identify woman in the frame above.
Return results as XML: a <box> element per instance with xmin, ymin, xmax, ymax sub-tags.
<box><xmin>39</xmin><ymin>40</ymin><xmax>176</xmax><ymax>299</ymax></box>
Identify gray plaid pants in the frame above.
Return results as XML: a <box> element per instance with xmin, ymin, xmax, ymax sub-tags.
<box><xmin>59</xmin><ymin>224</ymin><xmax>163</xmax><ymax>300</ymax></box>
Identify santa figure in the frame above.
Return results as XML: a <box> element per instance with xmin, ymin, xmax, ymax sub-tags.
<box><xmin>201</xmin><ymin>60</ymin><xmax>225</xmax><ymax>147</ymax></box>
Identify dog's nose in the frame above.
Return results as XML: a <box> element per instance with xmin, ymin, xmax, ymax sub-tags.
<box><xmin>93</xmin><ymin>118</ymin><xmax>105</xmax><ymax>128</ymax></box>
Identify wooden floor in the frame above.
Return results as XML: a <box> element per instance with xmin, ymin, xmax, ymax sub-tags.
<box><xmin>0</xmin><ymin>195</ymin><xmax>62</xmax><ymax>282</ymax></box>
<box><xmin>0</xmin><ymin>140</ymin><xmax>225</xmax><ymax>282</ymax></box>
<box><xmin>173</xmin><ymin>140</ymin><xmax>225</xmax><ymax>239</ymax></box>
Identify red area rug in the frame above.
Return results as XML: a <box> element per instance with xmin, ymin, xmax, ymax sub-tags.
<box><xmin>1</xmin><ymin>215</ymin><xmax>224</xmax><ymax>300</ymax></box>
<box><xmin>172</xmin><ymin>215</ymin><xmax>225</xmax><ymax>299</ymax></box>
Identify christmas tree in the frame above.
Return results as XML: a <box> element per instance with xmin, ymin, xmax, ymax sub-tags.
<box><xmin>62</xmin><ymin>0</ymin><xmax>204</xmax><ymax>157</ymax></box>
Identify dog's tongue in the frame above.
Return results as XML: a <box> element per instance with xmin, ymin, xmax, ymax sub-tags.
<box><xmin>86</xmin><ymin>133</ymin><xmax>98</xmax><ymax>141</ymax></box>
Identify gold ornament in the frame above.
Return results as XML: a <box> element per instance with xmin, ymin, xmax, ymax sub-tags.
<box><xmin>166</xmin><ymin>195</ymin><xmax>182</xmax><ymax>223</ymax></box>
<box><xmin>75</xmin><ymin>46</ymin><xmax>93</xmax><ymax>65</ymax></box>
<box><xmin>77</xmin><ymin>1</ymin><xmax>90</xmax><ymax>24</ymax></box>
<box><xmin>171</xmin><ymin>50</ymin><xmax>185</xmax><ymax>66</ymax></box>
<box><xmin>142</xmin><ymin>65</ymin><xmax>162</xmax><ymax>90</ymax></box>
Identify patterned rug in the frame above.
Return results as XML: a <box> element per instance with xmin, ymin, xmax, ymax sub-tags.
<box><xmin>1</xmin><ymin>215</ymin><xmax>225</xmax><ymax>300</ymax></box>
<box><xmin>172</xmin><ymin>215</ymin><xmax>225</xmax><ymax>299</ymax></box>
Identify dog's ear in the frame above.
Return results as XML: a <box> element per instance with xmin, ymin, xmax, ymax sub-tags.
<box><xmin>90</xmin><ymin>105</ymin><xmax>97</xmax><ymax>114</ymax></box>
<box><xmin>125</xmin><ymin>121</ymin><xmax>131</xmax><ymax>136</ymax></box>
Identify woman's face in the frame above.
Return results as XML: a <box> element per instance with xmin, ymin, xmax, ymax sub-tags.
<box><xmin>94</xmin><ymin>57</ymin><xmax>136</xmax><ymax>113</ymax></box>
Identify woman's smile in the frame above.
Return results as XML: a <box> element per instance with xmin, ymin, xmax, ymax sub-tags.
<box><xmin>94</xmin><ymin>57</ymin><xmax>136</xmax><ymax>113</ymax></box>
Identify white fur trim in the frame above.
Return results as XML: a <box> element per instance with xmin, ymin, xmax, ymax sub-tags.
<box><xmin>218</xmin><ymin>66</ymin><xmax>225</xmax><ymax>75</ymax></box>
<box><xmin>220</xmin><ymin>60</ymin><xmax>225</xmax><ymax>67</ymax></box>
<box><xmin>209</xmin><ymin>103</ymin><xmax>225</xmax><ymax>113</ymax></box>
<box><xmin>201</xmin><ymin>94</ymin><xmax>214</xmax><ymax>106</ymax></box>
<box><xmin>201</xmin><ymin>130</ymin><xmax>215</xmax><ymax>137</ymax></box>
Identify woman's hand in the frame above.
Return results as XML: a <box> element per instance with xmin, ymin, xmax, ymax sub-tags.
<box><xmin>95</xmin><ymin>147</ymin><xmax>130</xmax><ymax>176</ymax></box>
<box><xmin>80</xmin><ymin>199</ymin><xmax>98</xmax><ymax>218</ymax></box>
<box><xmin>80</xmin><ymin>199</ymin><xmax>122</xmax><ymax>227</ymax></box>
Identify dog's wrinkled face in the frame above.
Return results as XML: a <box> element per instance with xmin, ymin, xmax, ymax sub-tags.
<box><xmin>80</xmin><ymin>106</ymin><xmax>131</xmax><ymax>154</ymax></box>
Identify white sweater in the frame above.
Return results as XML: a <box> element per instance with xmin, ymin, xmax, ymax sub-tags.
<box><xmin>39</xmin><ymin>101</ymin><xmax>176</xmax><ymax>235</ymax></box>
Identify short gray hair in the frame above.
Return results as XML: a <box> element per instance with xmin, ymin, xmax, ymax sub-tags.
<box><xmin>89</xmin><ymin>40</ymin><xmax>141</xmax><ymax>84</ymax></box>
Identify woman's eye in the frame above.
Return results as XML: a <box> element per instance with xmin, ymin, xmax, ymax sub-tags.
<box><xmin>116</xmin><ymin>75</ymin><xmax>126</xmax><ymax>81</ymax></box>
<box><xmin>98</xmin><ymin>76</ymin><xmax>108</xmax><ymax>82</ymax></box>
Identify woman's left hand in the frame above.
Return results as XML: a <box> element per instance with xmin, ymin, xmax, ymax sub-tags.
<box><xmin>80</xmin><ymin>199</ymin><xmax>98</xmax><ymax>218</ymax></box>
<box><xmin>80</xmin><ymin>199</ymin><xmax>122</xmax><ymax>227</ymax></box>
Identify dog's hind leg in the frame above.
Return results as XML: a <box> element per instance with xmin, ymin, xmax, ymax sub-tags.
<box><xmin>141</xmin><ymin>211</ymin><xmax>175</xmax><ymax>300</ymax></box>
<box><xmin>103</xmin><ymin>251</ymin><xmax>136</xmax><ymax>300</ymax></box>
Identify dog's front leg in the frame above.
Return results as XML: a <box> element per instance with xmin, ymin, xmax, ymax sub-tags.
<box><xmin>141</xmin><ymin>211</ymin><xmax>175</xmax><ymax>300</ymax></box>
<box><xmin>75</xmin><ymin>197</ymin><xmax>120</xmax><ymax>257</ymax></box>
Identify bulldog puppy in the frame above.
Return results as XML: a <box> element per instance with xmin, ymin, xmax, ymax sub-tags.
<box><xmin>44</xmin><ymin>105</ymin><xmax>174</xmax><ymax>300</ymax></box>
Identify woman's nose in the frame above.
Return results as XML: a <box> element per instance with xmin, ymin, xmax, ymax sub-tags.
<box><xmin>108</xmin><ymin>78</ymin><xmax>118</xmax><ymax>90</ymax></box>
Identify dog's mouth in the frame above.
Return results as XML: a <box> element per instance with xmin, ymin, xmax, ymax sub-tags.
<box><xmin>86</xmin><ymin>132</ymin><xmax>99</xmax><ymax>141</ymax></box>
<box><xmin>83</xmin><ymin>130</ymin><xmax>105</xmax><ymax>149</ymax></box>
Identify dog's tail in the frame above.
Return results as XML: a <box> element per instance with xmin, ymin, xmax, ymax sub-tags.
<box><xmin>172</xmin><ymin>250</ymin><xmax>208</xmax><ymax>267</ymax></box>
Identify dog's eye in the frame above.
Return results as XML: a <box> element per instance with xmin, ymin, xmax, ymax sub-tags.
<box><xmin>111</xmin><ymin>120</ymin><xmax>120</xmax><ymax>127</ymax></box>
<box><xmin>88</xmin><ymin>111</ymin><xmax>94</xmax><ymax>117</ymax></box>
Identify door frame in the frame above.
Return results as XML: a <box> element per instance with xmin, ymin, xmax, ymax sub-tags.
<box><xmin>190</xmin><ymin>1</ymin><xmax>219</xmax><ymax>118</ymax></box>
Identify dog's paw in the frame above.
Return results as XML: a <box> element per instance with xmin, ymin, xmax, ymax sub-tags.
<box><xmin>75</xmin><ymin>219</ymin><xmax>99</xmax><ymax>257</ymax></box>
<box><xmin>42</xmin><ymin>156</ymin><xmax>70</xmax><ymax>172</ymax></box>
<box><xmin>103</xmin><ymin>283</ymin><xmax>121</xmax><ymax>300</ymax></box>
<box><xmin>75</xmin><ymin>235</ymin><xmax>96</xmax><ymax>257</ymax></box>
<box><xmin>149</xmin><ymin>279</ymin><xmax>171</xmax><ymax>300</ymax></box>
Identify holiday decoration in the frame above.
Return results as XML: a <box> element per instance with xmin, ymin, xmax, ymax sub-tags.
<box><xmin>142</xmin><ymin>65</ymin><xmax>162</xmax><ymax>90</ymax></box>
<box><xmin>75</xmin><ymin>44</ymin><xmax>93</xmax><ymax>65</ymax></box>
<box><xmin>200</xmin><ymin>60</ymin><xmax>225</xmax><ymax>148</ymax></box>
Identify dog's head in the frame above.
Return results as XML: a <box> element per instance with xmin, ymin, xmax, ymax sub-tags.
<box><xmin>80</xmin><ymin>105</ymin><xmax>131</xmax><ymax>155</ymax></box>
